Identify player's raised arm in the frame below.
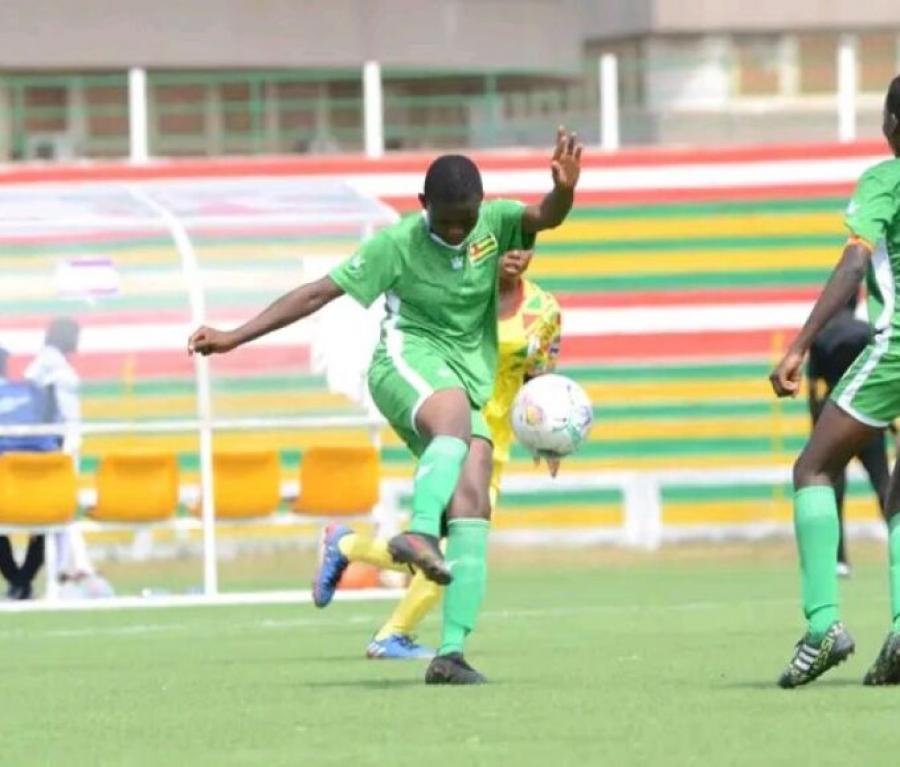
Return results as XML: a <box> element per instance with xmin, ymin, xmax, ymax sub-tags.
<box><xmin>188</xmin><ymin>275</ymin><xmax>344</xmax><ymax>356</ymax></box>
<box><xmin>769</xmin><ymin>240</ymin><xmax>871</xmax><ymax>397</ymax></box>
<box><xmin>522</xmin><ymin>126</ymin><xmax>583</xmax><ymax>234</ymax></box>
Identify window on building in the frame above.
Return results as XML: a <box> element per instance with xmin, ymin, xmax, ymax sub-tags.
<box><xmin>798</xmin><ymin>33</ymin><xmax>838</xmax><ymax>94</ymax></box>
<box><xmin>734</xmin><ymin>34</ymin><xmax>782</xmax><ymax>96</ymax></box>
<box><xmin>858</xmin><ymin>32</ymin><xmax>899</xmax><ymax>93</ymax></box>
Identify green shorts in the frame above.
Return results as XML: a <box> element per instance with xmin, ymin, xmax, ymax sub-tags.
<box><xmin>367</xmin><ymin>346</ymin><xmax>490</xmax><ymax>457</ymax></box>
<box><xmin>831</xmin><ymin>332</ymin><xmax>900</xmax><ymax>427</ymax></box>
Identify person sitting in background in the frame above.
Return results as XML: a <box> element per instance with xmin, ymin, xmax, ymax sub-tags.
<box><xmin>23</xmin><ymin>318</ymin><xmax>111</xmax><ymax>597</ymax></box>
<box><xmin>0</xmin><ymin>346</ymin><xmax>55</xmax><ymax>599</ymax></box>
<box><xmin>807</xmin><ymin>295</ymin><xmax>889</xmax><ymax>578</ymax></box>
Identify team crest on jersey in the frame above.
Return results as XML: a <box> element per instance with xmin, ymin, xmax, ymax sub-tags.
<box><xmin>468</xmin><ymin>233</ymin><xmax>498</xmax><ymax>265</ymax></box>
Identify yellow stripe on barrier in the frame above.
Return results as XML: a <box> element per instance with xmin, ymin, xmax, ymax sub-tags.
<box><xmin>80</xmin><ymin>379</ymin><xmax>796</xmax><ymax>423</ymax></box>
<box><xmin>82</xmin><ymin>391</ymin><xmax>358</xmax><ymax>420</ymax></box>
<box><xmin>544</xmin><ymin>211</ymin><xmax>842</xmax><ymax>243</ymax></box>
<box><xmin>663</xmin><ymin>497</ymin><xmax>882</xmax><ymax>525</ymax></box>
<box><xmin>530</xmin><ymin>247</ymin><xmax>837</xmax><ymax>277</ymax></box>
<box><xmin>492</xmin><ymin>506</ymin><xmax>623</xmax><ymax>529</ymax></box>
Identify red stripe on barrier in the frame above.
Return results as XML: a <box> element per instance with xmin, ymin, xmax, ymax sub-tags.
<box><xmin>560</xmin><ymin>329</ymin><xmax>793</xmax><ymax>362</ymax></box>
<box><xmin>383</xmin><ymin>182</ymin><xmax>856</xmax><ymax>212</ymax></box>
<box><xmin>0</xmin><ymin>141</ymin><xmax>885</xmax><ymax>185</ymax></box>
<box><xmin>6</xmin><ymin>347</ymin><xmax>311</xmax><ymax>381</ymax></box>
<box><xmin>4</xmin><ymin>329</ymin><xmax>789</xmax><ymax>379</ymax></box>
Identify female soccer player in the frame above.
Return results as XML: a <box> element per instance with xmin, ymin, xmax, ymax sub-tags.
<box><xmin>312</xmin><ymin>250</ymin><xmax>562</xmax><ymax>661</ymax></box>
<box><xmin>188</xmin><ymin>128</ymin><xmax>582</xmax><ymax>684</ymax></box>
<box><xmin>770</xmin><ymin>76</ymin><xmax>900</xmax><ymax>687</ymax></box>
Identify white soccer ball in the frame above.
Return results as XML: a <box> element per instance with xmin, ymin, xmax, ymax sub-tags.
<box><xmin>511</xmin><ymin>373</ymin><xmax>593</xmax><ymax>458</ymax></box>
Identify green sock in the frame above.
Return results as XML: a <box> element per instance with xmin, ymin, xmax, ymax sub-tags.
<box><xmin>409</xmin><ymin>436</ymin><xmax>468</xmax><ymax>537</ymax></box>
<box><xmin>889</xmin><ymin>515</ymin><xmax>900</xmax><ymax>631</ymax></box>
<box><xmin>439</xmin><ymin>519</ymin><xmax>489</xmax><ymax>656</ymax></box>
<box><xmin>794</xmin><ymin>486</ymin><xmax>841</xmax><ymax>641</ymax></box>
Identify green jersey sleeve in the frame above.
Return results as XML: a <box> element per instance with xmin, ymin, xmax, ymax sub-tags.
<box><xmin>329</xmin><ymin>231</ymin><xmax>401</xmax><ymax>308</ymax></box>
<box><xmin>845</xmin><ymin>166</ymin><xmax>898</xmax><ymax>246</ymax></box>
<box><xmin>487</xmin><ymin>199</ymin><xmax>537</xmax><ymax>252</ymax></box>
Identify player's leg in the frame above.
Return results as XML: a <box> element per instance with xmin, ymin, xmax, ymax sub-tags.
<box><xmin>369</xmin><ymin>453</ymin><xmax>507</xmax><ymax>661</ymax></box>
<box><xmin>366</xmin><ymin>572</ymin><xmax>441</xmax><ymax>659</ymax></box>
<box><xmin>778</xmin><ymin>401</ymin><xmax>876</xmax><ymax>688</ymax></box>
<box><xmin>312</xmin><ymin>523</ymin><xmax>407</xmax><ymax>608</ymax></box>
<box><xmin>14</xmin><ymin>535</ymin><xmax>45</xmax><ymax>600</ymax></box>
<box><xmin>0</xmin><ymin>535</ymin><xmax>21</xmax><ymax>597</ymax></box>
<box><xmin>838</xmin><ymin>430</ymin><xmax>890</xmax><ymax>576</ymax></box>
<box><xmin>387</xmin><ymin>387</ymin><xmax>472</xmax><ymax>584</ymax></box>
<box><xmin>864</xmin><ymin>456</ymin><xmax>900</xmax><ymax>685</ymax></box>
<box><xmin>365</xmin><ymin>348</ymin><xmax>472</xmax><ymax>584</ymax></box>
<box><xmin>312</xmin><ymin>521</ymin><xmax>441</xmax><ymax>657</ymax></box>
<box><xmin>425</xmin><ymin>434</ymin><xmax>493</xmax><ymax>685</ymax></box>
<box><xmin>857</xmin><ymin>430</ymin><xmax>890</xmax><ymax>519</ymax></box>
<box><xmin>834</xmin><ymin>467</ymin><xmax>849</xmax><ymax>574</ymax></box>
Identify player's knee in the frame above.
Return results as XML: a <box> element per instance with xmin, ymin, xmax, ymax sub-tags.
<box><xmin>793</xmin><ymin>452</ymin><xmax>838</xmax><ymax>491</ymax></box>
<box><xmin>416</xmin><ymin>388</ymin><xmax>472</xmax><ymax>442</ymax></box>
<box><xmin>793</xmin><ymin>455</ymin><xmax>820</xmax><ymax>490</ymax></box>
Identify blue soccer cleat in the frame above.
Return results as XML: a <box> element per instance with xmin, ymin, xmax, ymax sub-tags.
<box><xmin>312</xmin><ymin>523</ymin><xmax>352</xmax><ymax>608</ymax></box>
<box><xmin>366</xmin><ymin>634</ymin><xmax>436</xmax><ymax>660</ymax></box>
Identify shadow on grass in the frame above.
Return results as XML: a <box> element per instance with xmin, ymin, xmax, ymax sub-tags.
<box><xmin>301</xmin><ymin>678</ymin><xmax>424</xmax><ymax>690</ymax></box>
<box><xmin>718</xmin><ymin>678</ymin><xmax>862</xmax><ymax>690</ymax></box>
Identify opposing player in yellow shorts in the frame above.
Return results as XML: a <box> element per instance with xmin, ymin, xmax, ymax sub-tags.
<box><xmin>313</xmin><ymin>249</ymin><xmax>563</xmax><ymax>659</ymax></box>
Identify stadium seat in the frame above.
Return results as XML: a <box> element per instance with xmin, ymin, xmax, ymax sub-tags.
<box><xmin>0</xmin><ymin>452</ymin><xmax>78</xmax><ymax>525</ymax></box>
<box><xmin>208</xmin><ymin>449</ymin><xmax>282</xmax><ymax>519</ymax></box>
<box><xmin>293</xmin><ymin>445</ymin><xmax>380</xmax><ymax>517</ymax></box>
<box><xmin>90</xmin><ymin>452</ymin><xmax>179</xmax><ymax>523</ymax></box>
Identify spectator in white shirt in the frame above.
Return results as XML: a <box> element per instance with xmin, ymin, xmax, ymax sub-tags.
<box><xmin>25</xmin><ymin>318</ymin><xmax>109</xmax><ymax>595</ymax></box>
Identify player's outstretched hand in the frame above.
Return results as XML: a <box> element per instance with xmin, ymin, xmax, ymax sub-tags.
<box><xmin>550</xmin><ymin>126</ymin><xmax>583</xmax><ymax>191</ymax></box>
<box><xmin>500</xmin><ymin>249</ymin><xmax>533</xmax><ymax>280</ymax></box>
<box><xmin>769</xmin><ymin>348</ymin><xmax>805</xmax><ymax>398</ymax></box>
<box><xmin>188</xmin><ymin>326</ymin><xmax>237</xmax><ymax>356</ymax></box>
<box><xmin>533</xmin><ymin>454</ymin><xmax>561</xmax><ymax>478</ymax></box>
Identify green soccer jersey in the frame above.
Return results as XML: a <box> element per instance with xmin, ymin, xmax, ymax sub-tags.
<box><xmin>845</xmin><ymin>157</ymin><xmax>900</xmax><ymax>332</ymax></box>
<box><xmin>330</xmin><ymin>199</ymin><xmax>535</xmax><ymax>407</ymax></box>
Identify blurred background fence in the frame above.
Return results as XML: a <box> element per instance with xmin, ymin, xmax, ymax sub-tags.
<box><xmin>2</xmin><ymin>31</ymin><xmax>898</xmax><ymax>161</ymax></box>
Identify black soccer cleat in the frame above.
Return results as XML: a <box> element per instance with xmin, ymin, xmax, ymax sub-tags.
<box><xmin>778</xmin><ymin>621</ymin><xmax>855</xmax><ymax>689</ymax></box>
<box><xmin>863</xmin><ymin>631</ymin><xmax>900</xmax><ymax>686</ymax></box>
<box><xmin>387</xmin><ymin>532</ymin><xmax>452</xmax><ymax>585</ymax></box>
<box><xmin>424</xmin><ymin>652</ymin><xmax>486</xmax><ymax>685</ymax></box>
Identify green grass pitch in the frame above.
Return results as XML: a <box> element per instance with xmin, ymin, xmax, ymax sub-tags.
<box><xmin>2</xmin><ymin>544</ymin><xmax>898</xmax><ymax>766</ymax></box>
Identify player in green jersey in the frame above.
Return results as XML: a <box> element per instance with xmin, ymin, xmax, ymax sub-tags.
<box><xmin>188</xmin><ymin>128</ymin><xmax>583</xmax><ymax>684</ymax></box>
<box><xmin>770</xmin><ymin>75</ymin><xmax>900</xmax><ymax>687</ymax></box>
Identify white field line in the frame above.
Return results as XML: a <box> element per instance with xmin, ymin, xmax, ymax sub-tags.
<box><xmin>0</xmin><ymin>595</ymin><xmax>798</xmax><ymax>638</ymax></box>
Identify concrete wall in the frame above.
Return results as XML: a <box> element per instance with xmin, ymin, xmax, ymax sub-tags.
<box><xmin>582</xmin><ymin>0</ymin><xmax>899</xmax><ymax>40</ymax></box>
<box><xmin>652</xmin><ymin>0</ymin><xmax>899</xmax><ymax>34</ymax></box>
<box><xmin>0</xmin><ymin>0</ymin><xmax>582</xmax><ymax>72</ymax></box>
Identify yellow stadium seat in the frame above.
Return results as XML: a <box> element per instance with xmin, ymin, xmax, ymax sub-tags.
<box><xmin>0</xmin><ymin>452</ymin><xmax>77</xmax><ymax>526</ymax></box>
<box><xmin>294</xmin><ymin>445</ymin><xmax>380</xmax><ymax>517</ymax></box>
<box><xmin>90</xmin><ymin>452</ymin><xmax>179</xmax><ymax>523</ymax></box>
<box><xmin>209</xmin><ymin>449</ymin><xmax>281</xmax><ymax>519</ymax></box>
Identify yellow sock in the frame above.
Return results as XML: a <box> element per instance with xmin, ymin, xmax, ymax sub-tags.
<box><xmin>376</xmin><ymin>570</ymin><xmax>442</xmax><ymax>640</ymax></box>
<box><xmin>337</xmin><ymin>532</ymin><xmax>404</xmax><ymax>572</ymax></box>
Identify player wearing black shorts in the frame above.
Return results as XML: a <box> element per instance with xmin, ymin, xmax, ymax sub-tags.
<box><xmin>808</xmin><ymin>296</ymin><xmax>889</xmax><ymax>576</ymax></box>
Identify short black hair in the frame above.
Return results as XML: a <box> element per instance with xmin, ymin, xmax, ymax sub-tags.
<box><xmin>423</xmin><ymin>154</ymin><xmax>483</xmax><ymax>204</ymax></box>
<box><xmin>887</xmin><ymin>75</ymin><xmax>900</xmax><ymax>127</ymax></box>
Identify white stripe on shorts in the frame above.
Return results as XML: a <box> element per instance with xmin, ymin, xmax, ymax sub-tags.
<box><xmin>383</xmin><ymin>292</ymin><xmax>433</xmax><ymax>434</ymax></box>
<box><xmin>837</xmin><ymin>240</ymin><xmax>894</xmax><ymax>424</ymax></box>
